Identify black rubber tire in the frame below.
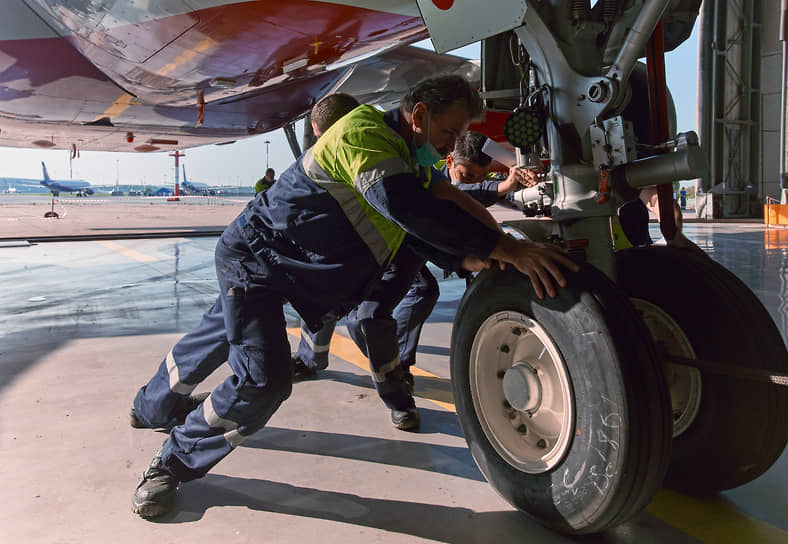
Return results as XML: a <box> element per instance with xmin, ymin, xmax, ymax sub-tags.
<box><xmin>616</xmin><ymin>246</ymin><xmax>788</xmax><ymax>493</ymax></box>
<box><xmin>450</xmin><ymin>264</ymin><xmax>672</xmax><ymax>535</ymax></box>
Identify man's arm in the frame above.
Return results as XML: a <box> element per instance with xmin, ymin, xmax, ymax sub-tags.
<box><xmin>365</xmin><ymin>174</ymin><xmax>578</xmax><ymax>297</ymax></box>
<box><xmin>453</xmin><ymin>167</ymin><xmax>537</xmax><ymax>207</ymax></box>
<box><xmin>430</xmin><ymin>178</ymin><xmax>502</xmax><ymax>232</ymax></box>
<box><xmin>365</xmin><ymin>173</ymin><xmax>499</xmax><ymax>259</ymax></box>
<box><xmin>494</xmin><ymin>166</ymin><xmax>538</xmax><ymax>195</ymax></box>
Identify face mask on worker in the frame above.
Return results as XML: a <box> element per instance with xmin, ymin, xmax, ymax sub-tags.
<box><xmin>413</xmin><ymin>110</ymin><xmax>443</xmax><ymax>167</ymax></box>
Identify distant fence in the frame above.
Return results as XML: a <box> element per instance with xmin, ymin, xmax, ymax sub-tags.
<box><xmin>51</xmin><ymin>195</ymin><xmax>251</xmax><ymax>205</ymax></box>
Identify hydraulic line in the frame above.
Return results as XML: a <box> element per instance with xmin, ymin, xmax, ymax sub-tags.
<box><xmin>645</xmin><ymin>19</ymin><xmax>678</xmax><ymax>241</ymax></box>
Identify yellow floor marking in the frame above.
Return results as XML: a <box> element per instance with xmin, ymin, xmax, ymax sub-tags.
<box><xmin>95</xmin><ymin>240</ymin><xmax>158</xmax><ymax>263</ymax></box>
<box><xmin>285</xmin><ymin>327</ymin><xmax>456</xmax><ymax>411</ymax></box>
<box><xmin>646</xmin><ymin>489</ymin><xmax>788</xmax><ymax>543</ymax></box>
<box><xmin>286</xmin><ymin>329</ymin><xmax>786</xmax><ymax>540</ymax></box>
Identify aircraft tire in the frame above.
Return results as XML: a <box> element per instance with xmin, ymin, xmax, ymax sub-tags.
<box><xmin>616</xmin><ymin>246</ymin><xmax>788</xmax><ymax>494</ymax></box>
<box><xmin>450</xmin><ymin>264</ymin><xmax>671</xmax><ymax>535</ymax></box>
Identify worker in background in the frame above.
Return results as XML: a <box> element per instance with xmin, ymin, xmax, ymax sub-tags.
<box><xmin>441</xmin><ymin>131</ymin><xmax>536</xmax><ymax>204</ymax></box>
<box><xmin>254</xmin><ymin>167</ymin><xmax>275</xmax><ymax>194</ymax></box>
<box><xmin>130</xmin><ymin>75</ymin><xmax>578</xmax><ymax>519</ymax></box>
<box><xmin>344</xmin><ymin>131</ymin><xmax>535</xmax><ymax>426</ymax></box>
<box><xmin>290</xmin><ymin>92</ymin><xmax>362</xmax><ymax>379</ymax></box>
<box><xmin>616</xmin><ymin>185</ymin><xmax>700</xmax><ymax>250</ymax></box>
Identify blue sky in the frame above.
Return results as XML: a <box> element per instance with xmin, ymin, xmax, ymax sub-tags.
<box><xmin>0</xmin><ymin>28</ymin><xmax>699</xmax><ymax>189</ymax></box>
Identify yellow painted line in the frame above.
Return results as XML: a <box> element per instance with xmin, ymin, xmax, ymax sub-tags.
<box><xmin>646</xmin><ymin>489</ymin><xmax>788</xmax><ymax>543</ymax></box>
<box><xmin>95</xmin><ymin>240</ymin><xmax>158</xmax><ymax>262</ymax></box>
<box><xmin>287</xmin><ymin>326</ymin><xmax>786</xmax><ymax>540</ymax></box>
<box><xmin>286</xmin><ymin>327</ymin><xmax>456</xmax><ymax>411</ymax></box>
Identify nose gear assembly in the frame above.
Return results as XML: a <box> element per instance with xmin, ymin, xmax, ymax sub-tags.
<box><xmin>418</xmin><ymin>0</ymin><xmax>788</xmax><ymax>535</ymax></box>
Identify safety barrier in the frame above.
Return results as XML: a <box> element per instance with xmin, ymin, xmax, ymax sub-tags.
<box><xmin>50</xmin><ymin>195</ymin><xmax>251</xmax><ymax>206</ymax></box>
<box><xmin>765</xmin><ymin>196</ymin><xmax>788</xmax><ymax>227</ymax></box>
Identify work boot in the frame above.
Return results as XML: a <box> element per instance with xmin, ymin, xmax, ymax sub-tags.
<box><xmin>129</xmin><ymin>391</ymin><xmax>209</xmax><ymax>431</ymax></box>
<box><xmin>291</xmin><ymin>355</ymin><xmax>319</xmax><ymax>381</ymax></box>
<box><xmin>391</xmin><ymin>406</ymin><xmax>420</xmax><ymax>431</ymax></box>
<box><xmin>131</xmin><ymin>450</ymin><xmax>178</xmax><ymax>518</ymax></box>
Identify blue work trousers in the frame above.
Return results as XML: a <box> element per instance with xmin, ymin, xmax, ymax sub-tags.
<box><xmin>396</xmin><ymin>264</ymin><xmax>439</xmax><ymax>367</ymax></box>
<box><xmin>133</xmin><ymin>224</ymin><xmax>292</xmax><ymax>482</ymax></box>
<box><xmin>345</xmin><ymin>247</ymin><xmax>437</xmax><ymax>410</ymax></box>
<box><xmin>296</xmin><ymin>319</ymin><xmax>337</xmax><ymax>370</ymax></box>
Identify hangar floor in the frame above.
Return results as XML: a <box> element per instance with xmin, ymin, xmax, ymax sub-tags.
<box><xmin>1</xmin><ymin>220</ymin><xmax>786</xmax><ymax>543</ymax></box>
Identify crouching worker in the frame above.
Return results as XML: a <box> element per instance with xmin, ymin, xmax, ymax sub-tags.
<box><xmin>129</xmin><ymin>74</ymin><xmax>578</xmax><ymax>519</ymax></box>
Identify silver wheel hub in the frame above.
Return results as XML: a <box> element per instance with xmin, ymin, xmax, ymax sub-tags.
<box><xmin>469</xmin><ymin>312</ymin><xmax>574</xmax><ymax>474</ymax></box>
<box><xmin>503</xmin><ymin>362</ymin><xmax>542</xmax><ymax>412</ymax></box>
<box><xmin>631</xmin><ymin>298</ymin><xmax>701</xmax><ymax>437</ymax></box>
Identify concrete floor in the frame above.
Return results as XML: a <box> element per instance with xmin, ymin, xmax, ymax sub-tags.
<box><xmin>0</xmin><ymin>217</ymin><xmax>786</xmax><ymax>543</ymax></box>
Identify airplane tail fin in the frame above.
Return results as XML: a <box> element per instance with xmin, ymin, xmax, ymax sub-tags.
<box><xmin>182</xmin><ymin>164</ymin><xmax>188</xmax><ymax>182</ymax></box>
<box><xmin>41</xmin><ymin>162</ymin><xmax>51</xmax><ymax>182</ymax></box>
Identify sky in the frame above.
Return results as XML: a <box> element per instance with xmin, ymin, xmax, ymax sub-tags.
<box><xmin>0</xmin><ymin>28</ymin><xmax>699</xmax><ymax>189</ymax></box>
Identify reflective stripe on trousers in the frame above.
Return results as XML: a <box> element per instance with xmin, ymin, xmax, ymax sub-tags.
<box><xmin>297</xmin><ymin>319</ymin><xmax>337</xmax><ymax>370</ymax></box>
<box><xmin>345</xmin><ymin>246</ymin><xmax>426</xmax><ymax>411</ymax></box>
<box><xmin>132</xmin><ymin>297</ymin><xmax>229</xmax><ymax>428</ymax></box>
<box><xmin>137</xmin><ymin>223</ymin><xmax>293</xmax><ymax>482</ymax></box>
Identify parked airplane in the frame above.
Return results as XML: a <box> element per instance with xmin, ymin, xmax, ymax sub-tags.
<box><xmin>40</xmin><ymin>162</ymin><xmax>93</xmax><ymax>196</ymax></box>
<box><xmin>0</xmin><ymin>162</ymin><xmax>93</xmax><ymax>195</ymax></box>
<box><xmin>180</xmin><ymin>166</ymin><xmax>216</xmax><ymax>195</ymax></box>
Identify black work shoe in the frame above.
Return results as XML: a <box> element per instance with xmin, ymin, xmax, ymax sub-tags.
<box><xmin>291</xmin><ymin>355</ymin><xmax>319</xmax><ymax>381</ymax></box>
<box><xmin>129</xmin><ymin>391</ymin><xmax>209</xmax><ymax>431</ymax></box>
<box><xmin>391</xmin><ymin>407</ymin><xmax>420</xmax><ymax>431</ymax></box>
<box><xmin>131</xmin><ymin>450</ymin><xmax>178</xmax><ymax>518</ymax></box>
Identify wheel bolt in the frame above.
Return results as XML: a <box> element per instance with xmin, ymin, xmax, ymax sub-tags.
<box><xmin>507</xmin><ymin>411</ymin><xmax>516</xmax><ymax>420</ymax></box>
<box><xmin>537</xmin><ymin>439</ymin><xmax>547</xmax><ymax>449</ymax></box>
<box><xmin>517</xmin><ymin>424</ymin><xmax>527</xmax><ymax>434</ymax></box>
<box><xmin>500</xmin><ymin>344</ymin><xmax>510</xmax><ymax>353</ymax></box>
<box><xmin>512</xmin><ymin>327</ymin><xmax>523</xmax><ymax>336</ymax></box>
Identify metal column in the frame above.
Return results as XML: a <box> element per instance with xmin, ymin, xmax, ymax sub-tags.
<box><xmin>704</xmin><ymin>0</ymin><xmax>762</xmax><ymax>217</ymax></box>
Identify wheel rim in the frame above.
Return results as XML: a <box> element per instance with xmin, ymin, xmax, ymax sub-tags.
<box><xmin>631</xmin><ymin>298</ymin><xmax>701</xmax><ymax>437</ymax></box>
<box><xmin>469</xmin><ymin>311</ymin><xmax>574</xmax><ymax>473</ymax></box>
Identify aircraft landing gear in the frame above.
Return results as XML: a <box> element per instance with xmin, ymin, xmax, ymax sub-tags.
<box><xmin>450</xmin><ymin>265</ymin><xmax>672</xmax><ymax>535</ymax></box>
<box><xmin>616</xmin><ymin>246</ymin><xmax>788</xmax><ymax>493</ymax></box>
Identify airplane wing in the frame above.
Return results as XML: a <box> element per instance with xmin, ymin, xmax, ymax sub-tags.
<box><xmin>0</xmin><ymin>0</ymin><xmax>436</xmax><ymax>153</ymax></box>
<box><xmin>334</xmin><ymin>45</ymin><xmax>480</xmax><ymax>111</ymax></box>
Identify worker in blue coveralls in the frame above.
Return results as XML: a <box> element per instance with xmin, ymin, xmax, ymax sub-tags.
<box><xmin>129</xmin><ymin>74</ymin><xmax>579</xmax><ymax>519</ymax></box>
<box><xmin>343</xmin><ymin>130</ymin><xmax>537</xmax><ymax>429</ymax></box>
<box><xmin>289</xmin><ymin>92</ymin><xmax>361</xmax><ymax>382</ymax></box>
<box><xmin>292</xmin><ymin>97</ymin><xmax>519</xmax><ymax>431</ymax></box>
<box><xmin>293</xmin><ymin>130</ymin><xmax>536</xmax><ymax>431</ymax></box>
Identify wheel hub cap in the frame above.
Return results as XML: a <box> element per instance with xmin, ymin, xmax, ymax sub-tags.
<box><xmin>503</xmin><ymin>362</ymin><xmax>541</xmax><ymax>412</ymax></box>
<box><xmin>469</xmin><ymin>312</ymin><xmax>574</xmax><ymax>473</ymax></box>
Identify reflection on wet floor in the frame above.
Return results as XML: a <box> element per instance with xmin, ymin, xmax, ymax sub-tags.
<box><xmin>3</xmin><ymin>223</ymin><xmax>787</xmax><ymax>344</ymax></box>
<box><xmin>670</xmin><ymin>224</ymin><xmax>788</xmax><ymax>344</ymax></box>
<box><xmin>0</xmin><ymin>222</ymin><xmax>786</xmax><ymax>543</ymax></box>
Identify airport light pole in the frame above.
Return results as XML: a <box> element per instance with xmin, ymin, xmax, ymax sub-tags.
<box><xmin>264</xmin><ymin>140</ymin><xmax>271</xmax><ymax>169</ymax></box>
